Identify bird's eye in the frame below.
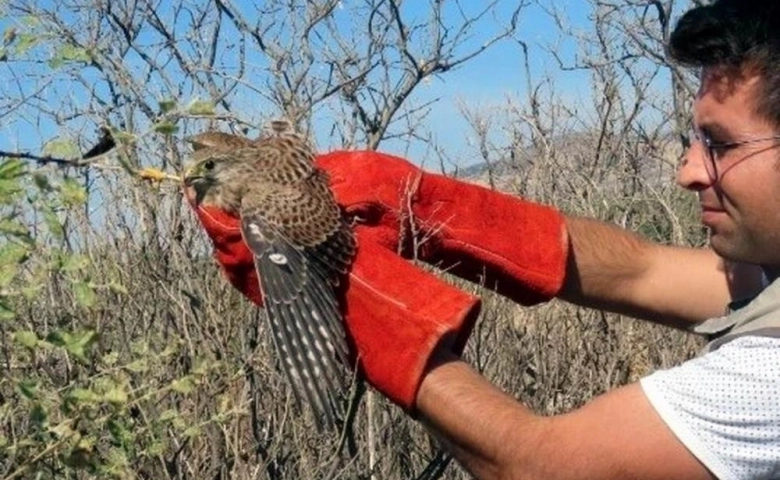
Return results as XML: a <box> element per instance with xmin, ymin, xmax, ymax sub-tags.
<box><xmin>204</xmin><ymin>160</ymin><xmax>215</xmax><ymax>170</ymax></box>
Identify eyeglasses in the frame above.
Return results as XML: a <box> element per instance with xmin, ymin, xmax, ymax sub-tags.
<box><xmin>688</xmin><ymin>128</ymin><xmax>780</xmax><ymax>182</ymax></box>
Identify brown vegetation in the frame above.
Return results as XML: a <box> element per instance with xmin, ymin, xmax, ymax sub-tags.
<box><xmin>0</xmin><ymin>1</ymin><xmax>703</xmax><ymax>478</ymax></box>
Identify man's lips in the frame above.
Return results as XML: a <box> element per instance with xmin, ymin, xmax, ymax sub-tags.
<box><xmin>700</xmin><ymin>203</ymin><xmax>723</xmax><ymax>211</ymax></box>
<box><xmin>700</xmin><ymin>204</ymin><xmax>726</xmax><ymax>226</ymax></box>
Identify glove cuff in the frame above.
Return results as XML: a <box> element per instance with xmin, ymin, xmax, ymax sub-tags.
<box><xmin>414</xmin><ymin>172</ymin><xmax>569</xmax><ymax>305</ymax></box>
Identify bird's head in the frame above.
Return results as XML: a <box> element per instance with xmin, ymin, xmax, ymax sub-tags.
<box><xmin>182</xmin><ymin>149</ymin><xmax>249</xmax><ymax>212</ymax></box>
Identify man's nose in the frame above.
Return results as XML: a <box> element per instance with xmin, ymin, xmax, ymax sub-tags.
<box><xmin>676</xmin><ymin>140</ymin><xmax>714</xmax><ymax>191</ymax></box>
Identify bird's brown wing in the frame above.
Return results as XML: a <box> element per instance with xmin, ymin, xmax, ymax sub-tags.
<box><xmin>240</xmin><ymin>200</ymin><xmax>352</xmax><ymax>428</ymax></box>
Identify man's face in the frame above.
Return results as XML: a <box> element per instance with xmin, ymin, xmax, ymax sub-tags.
<box><xmin>678</xmin><ymin>68</ymin><xmax>780</xmax><ymax>274</ymax></box>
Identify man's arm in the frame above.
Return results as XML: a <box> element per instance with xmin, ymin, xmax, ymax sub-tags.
<box><xmin>559</xmin><ymin>216</ymin><xmax>763</xmax><ymax>328</ymax></box>
<box><xmin>417</xmin><ymin>351</ymin><xmax>714</xmax><ymax>480</ymax></box>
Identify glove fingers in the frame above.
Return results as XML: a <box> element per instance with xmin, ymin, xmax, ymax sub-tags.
<box><xmin>341</xmin><ymin>233</ymin><xmax>481</xmax><ymax>409</ymax></box>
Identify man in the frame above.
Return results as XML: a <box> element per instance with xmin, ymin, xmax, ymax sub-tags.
<box><xmin>405</xmin><ymin>1</ymin><xmax>780</xmax><ymax>478</ymax></box>
<box><xmin>188</xmin><ymin>0</ymin><xmax>779</xmax><ymax>478</ymax></box>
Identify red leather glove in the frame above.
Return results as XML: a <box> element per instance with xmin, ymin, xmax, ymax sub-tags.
<box><xmin>317</xmin><ymin>151</ymin><xmax>569</xmax><ymax>305</ymax></box>
<box><xmin>188</xmin><ymin>203</ymin><xmax>481</xmax><ymax>410</ymax></box>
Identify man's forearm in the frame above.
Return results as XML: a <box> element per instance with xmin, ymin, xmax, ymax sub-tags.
<box><xmin>558</xmin><ymin>216</ymin><xmax>661</xmax><ymax>318</ymax></box>
<box><xmin>416</xmin><ymin>349</ymin><xmax>715</xmax><ymax>480</ymax></box>
<box><xmin>416</xmin><ymin>351</ymin><xmax>548</xmax><ymax>480</ymax></box>
<box><xmin>557</xmin><ymin>216</ymin><xmax>760</xmax><ymax>326</ymax></box>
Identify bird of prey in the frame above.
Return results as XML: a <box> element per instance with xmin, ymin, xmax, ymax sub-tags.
<box><xmin>182</xmin><ymin>121</ymin><xmax>356</xmax><ymax>427</ymax></box>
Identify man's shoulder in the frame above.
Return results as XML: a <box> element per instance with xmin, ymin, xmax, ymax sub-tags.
<box><xmin>640</xmin><ymin>336</ymin><xmax>780</xmax><ymax>480</ymax></box>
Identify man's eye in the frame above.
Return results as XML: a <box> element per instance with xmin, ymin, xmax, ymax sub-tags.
<box><xmin>700</xmin><ymin>128</ymin><xmax>731</xmax><ymax>147</ymax></box>
<box><xmin>711</xmin><ymin>143</ymin><xmax>737</xmax><ymax>156</ymax></box>
<box><xmin>697</xmin><ymin>129</ymin><xmax>714</xmax><ymax>145</ymax></box>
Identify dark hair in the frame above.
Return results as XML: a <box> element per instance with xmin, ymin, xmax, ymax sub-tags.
<box><xmin>668</xmin><ymin>0</ymin><xmax>780</xmax><ymax>125</ymax></box>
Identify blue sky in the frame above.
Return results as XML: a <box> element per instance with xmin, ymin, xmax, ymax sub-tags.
<box><xmin>368</xmin><ymin>0</ymin><xmax>593</xmax><ymax>166</ymax></box>
<box><xmin>0</xmin><ymin>0</ymin><xmax>637</xmax><ymax>170</ymax></box>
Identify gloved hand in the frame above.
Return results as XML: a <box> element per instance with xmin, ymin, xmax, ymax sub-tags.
<box><xmin>317</xmin><ymin>151</ymin><xmax>569</xmax><ymax>305</ymax></box>
<box><xmin>188</xmin><ymin>202</ymin><xmax>481</xmax><ymax>410</ymax></box>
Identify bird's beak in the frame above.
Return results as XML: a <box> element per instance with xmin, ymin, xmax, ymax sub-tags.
<box><xmin>183</xmin><ymin>174</ymin><xmax>200</xmax><ymax>187</ymax></box>
<box><xmin>182</xmin><ymin>166</ymin><xmax>201</xmax><ymax>187</ymax></box>
<box><xmin>182</xmin><ymin>167</ymin><xmax>210</xmax><ymax>207</ymax></box>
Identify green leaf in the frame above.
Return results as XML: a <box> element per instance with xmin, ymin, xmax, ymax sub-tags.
<box><xmin>21</xmin><ymin>281</ymin><xmax>45</xmax><ymax>300</ymax></box>
<box><xmin>0</xmin><ymin>243</ymin><xmax>28</xmax><ymax>288</ymax></box>
<box><xmin>169</xmin><ymin>415</ymin><xmax>186</xmax><ymax>430</ymax></box>
<box><xmin>107</xmin><ymin>419</ymin><xmax>132</xmax><ymax>445</ymax></box>
<box><xmin>21</xmin><ymin>16</ymin><xmax>42</xmax><ymax>28</ymax></box>
<box><xmin>158</xmin><ymin>409</ymin><xmax>179</xmax><ymax>423</ymax></box>
<box><xmin>112</xmin><ymin>129</ymin><xmax>135</xmax><ymax>143</ymax></box>
<box><xmin>41</xmin><ymin>138</ymin><xmax>79</xmax><ymax>159</ymax></box>
<box><xmin>0</xmin><ymin>300</ymin><xmax>15</xmax><ymax>321</ymax></box>
<box><xmin>0</xmin><ymin>266</ymin><xmax>17</xmax><ymax>288</ymax></box>
<box><xmin>46</xmin><ymin>330</ymin><xmax>68</xmax><ymax>347</ymax></box>
<box><xmin>32</xmin><ymin>172</ymin><xmax>52</xmax><ymax>191</ymax></box>
<box><xmin>14</xmin><ymin>32</ymin><xmax>38</xmax><ymax>55</ymax></box>
<box><xmin>104</xmin><ymin>447</ymin><xmax>130</xmax><ymax>471</ymax></box>
<box><xmin>73</xmin><ymin>281</ymin><xmax>97</xmax><ymax>308</ymax></box>
<box><xmin>0</xmin><ymin>179</ymin><xmax>23</xmax><ymax>202</ymax></box>
<box><xmin>58</xmin><ymin>44</ymin><xmax>91</xmax><ymax>63</ymax></box>
<box><xmin>47</xmin><ymin>329</ymin><xmax>99</xmax><ymax>361</ymax></box>
<box><xmin>48</xmin><ymin>46</ymin><xmax>86</xmax><ymax>69</ymax></box>
<box><xmin>153</xmin><ymin>122</ymin><xmax>179</xmax><ymax>135</ymax></box>
<box><xmin>187</xmin><ymin>100</ymin><xmax>215</xmax><ymax>116</ymax></box>
<box><xmin>60</xmin><ymin>253</ymin><xmax>90</xmax><ymax>273</ymax></box>
<box><xmin>0</xmin><ymin>219</ymin><xmax>30</xmax><ymax>238</ymax></box>
<box><xmin>29</xmin><ymin>403</ymin><xmax>47</xmax><ymax>427</ymax></box>
<box><xmin>146</xmin><ymin>440</ymin><xmax>165</xmax><ymax>457</ymax></box>
<box><xmin>170</xmin><ymin>376</ymin><xmax>195</xmax><ymax>394</ymax></box>
<box><xmin>0</xmin><ymin>243</ymin><xmax>29</xmax><ymax>288</ymax></box>
<box><xmin>158</xmin><ymin>99</ymin><xmax>177</xmax><ymax>114</ymax></box>
<box><xmin>18</xmin><ymin>380</ymin><xmax>38</xmax><ymax>399</ymax></box>
<box><xmin>108</xmin><ymin>282</ymin><xmax>128</xmax><ymax>295</ymax></box>
<box><xmin>0</xmin><ymin>242</ymin><xmax>29</xmax><ymax>267</ymax></box>
<box><xmin>0</xmin><ymin>159</ymin><xmax>25</xmax><ymax>205</ymax></box>
<box><xmin>64</xmin><ymin>329</ymin><xmax>98</xmax><ymax>361</ymax></box>
<box><xmin>0</xmin><ymin>158</ymin><xmax>26</xmax><ymax>178</ymax></box>
<box><xmin>12</xmin><ymin>330</ymin><xmax>38</xmax><ymax>349</ymax></box>
<box><xmin>114</xmin><ymin>152</ymin><xmax>137</xmax><ymax>175</ymax></box>
<box><xmin>102</xmin><ymin>383</ymin><xmax>128</xmax><ymax>405</ymax></box>
<box><xmin>125</xmin><ymin>358</ymin><xmax>148</xmax><ymax>373</ymax></box>
<box><xmin>41</xmin><ymin>206</ymin><xmax>64</xmax><ymax>240</ymax></box>
<box><xmin>183</xmin><ymin>425</ymin><xmax>201</xmax><ymax>438</ymax></box>
<box><xmin>60</xmin><ymin>177</ymin><xmax>87</xmax><ymax>205</ymax></box>
<box><xmin>49</xmin><ymin>421</ymin><xmax>77</xmax><ymax>439</ymax></box>
<box><xmin>67</xmin><ymin>387</ymin><xmax>99</xmax><ymax>404</ymax></box>
<box><xmin>102</xmin><ymin>351</ymin><xmax>119</xmax><ymax>367</ymax></box>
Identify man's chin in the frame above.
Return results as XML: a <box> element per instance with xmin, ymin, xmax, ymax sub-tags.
<box><xmin>708</xmin><ymin>231</ymin><xmax>734</xmax><ymax>258</ymax></box>
<box><xmin>708</xmin><ymin>233</ymin><xmax>757</xmax><ymax>264</ymax></box>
